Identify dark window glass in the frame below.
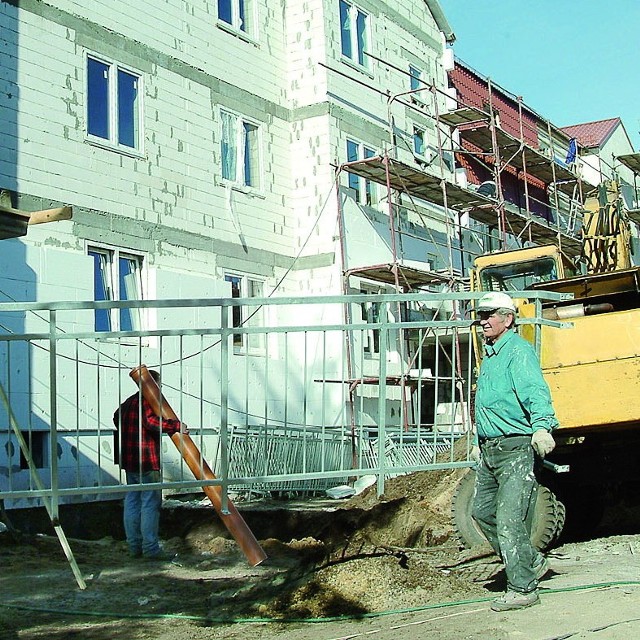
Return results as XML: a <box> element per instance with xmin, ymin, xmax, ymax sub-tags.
<box><xmin>347</xmin><ymin>139</ymin><xmax>360</xmax><ymax>198</ymax></box>
<box><xmin>117</xmin><ymin>69</ymin><xmax>138</xmax><ymax>148</ymax></box>
<box><xmin>89</xmin><ymin>250</ymin><xmax>111</xmax><ymax>331</ymax></box>
<box><xmin>225</xmin><ymin>275</ymin><xmax>243</xmax><ymax>346</ymax></box>
<box><xmin>87</xmin><ymin>58</ymin><xmax>110</xmax><ymax>140</ymax></box>
<box><xmin>218</xmin><ymin>0</ymin><xmax>232</xmax><ymax>24</ymax></box>
<box><xmin>356</xmin><ymin>10</ymin><xmax>367</xmax><ymax>66</ymax></box>
<box><xmin>339</xmin><ymin>1</ymin><xmax>352</xmax><ymax>59</ymax></box>
<box><xmin>119</xmin><ymin>256</ymin><xmax>137</xmax><ymax>331</ymax></box>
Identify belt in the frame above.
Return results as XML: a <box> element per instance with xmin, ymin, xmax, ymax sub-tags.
<box><xmin>478</xmin><ymin>434</ymin><xmax>531</xmax><ymax>445</ymax></box>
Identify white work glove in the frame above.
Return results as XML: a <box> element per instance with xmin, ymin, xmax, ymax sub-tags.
<box><xmin>470</xmin><ymin>445</ymin><xmax>481</xmax><ymax>464</ymax></box>
<box><xmin>531</xmin><ymin>430</ymin><xmax>555</xmax><ymax>458</ymax></box>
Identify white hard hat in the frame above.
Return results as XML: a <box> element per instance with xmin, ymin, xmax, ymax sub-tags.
<box><xmin>476</xmin><ymin>291</ymin><xmax>516</xmax><ymax>313</ymax></box>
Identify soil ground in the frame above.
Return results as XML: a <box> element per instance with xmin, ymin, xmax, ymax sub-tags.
<box><xmin>2</xmin><ymin>466</ymin><xmax>640</xmax><ymax>640</ymax></box>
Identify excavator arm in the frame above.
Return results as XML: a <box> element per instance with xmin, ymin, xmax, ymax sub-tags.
<box><xmin>581</xmin><ymin>180</ymin><xmax>631</xmax><ymax>273</ymax></box>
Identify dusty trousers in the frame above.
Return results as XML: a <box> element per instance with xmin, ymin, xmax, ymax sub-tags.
<box><xmin>472</xmin><ymin>435</ymin><xmax>539</xmax><ymax>593</ymax></box>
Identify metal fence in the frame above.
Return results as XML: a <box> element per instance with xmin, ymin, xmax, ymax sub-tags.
<box><xmin>0</xmin><ymin>290</ymin><xmax>564</xmax><ymax>513</ymax></box>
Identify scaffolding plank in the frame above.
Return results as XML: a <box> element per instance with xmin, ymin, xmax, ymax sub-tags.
<box><xmin>345</xmin><ymin>263</ymin><xmax>459</xmax><ymax>289</ymax></box>
<box><xmin>627</xmin><ymin>208</ymin><xmax>640</xmax><ymax>224</ymax></box>
<box><xmin>438</xmin><ymin>106</ymin><xmax>488</xmax><ymax>127</ymax></box>
<box><xmin>343</xmin><ymin>156</ymin><xmax>493</xmax><ymax>209</ymax></box>
<box><xmin>498</xmin><ymin>203</ymin><xmax>581</xmax><ymax>256</ymax></box>
<box><xmin>342</xmin><ymin>156</ymin><xmax>582</xmax><ymax>257</ymax></box>
<box><xmin>618</xmin><ymin>153</ymin><xmax>640</xmax><ymax>174</ymax></box>
<box><xmin>460</xmin><ymin>124</ymin><xmax>583</xmax><ymax>186</ymax></box>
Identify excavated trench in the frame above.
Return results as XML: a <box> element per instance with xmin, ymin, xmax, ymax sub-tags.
<box><xmin>2</xmin><ymin>466</ymin><xmax>484</xmax><ymax>620</ymax></box>
<box><xmin>4</xmin><ymin>466</ymin><xmax>640</xmax><ymax>622</ymax></box>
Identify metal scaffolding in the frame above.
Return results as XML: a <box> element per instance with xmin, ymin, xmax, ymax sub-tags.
<box><xmin>332</xmin><ymin>55</ymin><xmax>599</xmax><ymax>438</ymax></box>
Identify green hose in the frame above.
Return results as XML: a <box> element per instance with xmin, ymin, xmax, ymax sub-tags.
<box><xmin>2</xmin><ymin>580</ymin><xmax>639</xmax><ymax>625</ymax></box>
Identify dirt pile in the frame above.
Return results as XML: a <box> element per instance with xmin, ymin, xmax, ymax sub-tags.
<box><xmin>1</xmin><ymin>463</ymin><xmax>489</xmax><ymax>635</ymax></box>
<box><xmin>248</xmin><ymin>462</ymin><xmax>481</xmax><ymax>619</ymax></box>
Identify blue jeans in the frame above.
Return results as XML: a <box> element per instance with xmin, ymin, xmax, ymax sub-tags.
<box><xmin>124</xmin><ymin>470</ymin><xmax>162</xmax><ymax>557</ymax></box>
<box><xmin>472</xmin><ymin>435</ymin><xmax>539</xmax><ymax>593</ymax></box>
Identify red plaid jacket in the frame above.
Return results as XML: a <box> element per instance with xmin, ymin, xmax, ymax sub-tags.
<box><xmin>113</xmin><ymin>392</ymin><xmax>181</xmax><ymax>472</ymax></box>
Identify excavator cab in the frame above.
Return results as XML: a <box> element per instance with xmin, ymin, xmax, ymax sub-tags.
<box><xmin>471</xmin><ymin>245</ymin><xmax>567</xmax><ymax>295</ymax></box>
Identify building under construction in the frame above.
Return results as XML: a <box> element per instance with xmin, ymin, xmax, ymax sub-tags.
<box><xmin>1</xmin><ymin>0</ymin><xmax>640</xmax><ymax>525</ymax></box>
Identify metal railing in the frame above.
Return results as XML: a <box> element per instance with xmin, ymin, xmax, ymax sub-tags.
<box><xmin>0</xmin><ymin>290</ymin><xmax>568</xmax><ymax>511</ymax></box>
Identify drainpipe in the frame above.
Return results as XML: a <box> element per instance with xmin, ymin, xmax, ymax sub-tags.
<box><xmin>130</xmin><ymin>365</ymin><xmax>267</xmax><ymax>567</ymax></box>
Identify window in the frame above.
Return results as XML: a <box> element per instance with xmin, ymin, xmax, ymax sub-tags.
<box><xmin>478</xmin><ymin>258</ymin><xmax>559</xmax><ymax>292</ymax></box>
<box><xmin>86</xmin><ymin>55</ymin><xmax>142</xmax><ymax>151</ymax></box>
<box><xmin>409</xmin><ymin>65</ymin><xmax>427</xmax><ymax>104</ymax></box>
<box><xmin>339</xmin><ymin>0</ymin><xmax>370</xmax><ymax>68</ymax></box>
<box><xmin>360</xmin><ymin>287</ymin><xmax>384</xmax><ymax>356</ymax></box>
<box><xmin>88</xmin><ymin>246</ymin><xmax>143</xmax><ymax>332</ymax></box>
<box><xmin>413</xmin><ymin>126</ymin><xmax>426</xmax><ymax>157</ymax></box>
<box><xmin>221</xmin><ymin>110</ymin><xmax>261</xmax><ymax>189</ymax></box>
<box><xmin>218</xmin><ymin>0</ymin><xmax>254</xmax><ymax>35</ymax></box>
<box><xmin>19</xmin><ymin>432</ymin><xmax>46</xmax><ymax>470</ymax></box>
<box><xmin>225</xmin><ymin>274</ymin><xmax>265</xmax><ymax>353</ymax></box>
<box><xmin>409</xmin><ymin>65</ymin><xmax>421</xmax><ymax>92</ymax></box>
<box><xmin>346</xmin><ymin>139</ymin><xmax>377</xmax><ymax>205</ymax></box>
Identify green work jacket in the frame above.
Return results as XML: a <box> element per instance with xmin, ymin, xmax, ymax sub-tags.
<box><xmin>475</xmin><ymin>329</ymin><xmax>559</xmax><ymax>440</ymax></box>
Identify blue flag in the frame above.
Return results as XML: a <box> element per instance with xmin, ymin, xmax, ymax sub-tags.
<box><xmin>565</xmin><ymin>138</ymin><xmax>577</xmax><ymax>164</ymax></box>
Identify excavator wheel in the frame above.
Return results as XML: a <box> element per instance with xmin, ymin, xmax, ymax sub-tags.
<box><xmin>452</xmin><ymin>469</ymin><xmax>565</xmax><ymax>552</ymax></box>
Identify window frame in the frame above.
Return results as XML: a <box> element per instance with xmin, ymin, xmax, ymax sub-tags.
<box><xmin>346</xmin><ymin>138</ymin><xmax>378</xmax><ymax>206</ymax></box>
<box><xmin>224</xmin><ymin>272</ymin><xmax>266</xmax><ymax>355</ymax></box>
<box><xmin>339</xmin><ymin>0</ymin><xmax>371</xmax><ymax>70</ymax></box>
<box><xmin>87</xmin><ymin>243</ymin><xmax>146</xmax><ymax>333</ymax></box>
<box><xmin>217</xmin><ymin>0</ymin><xmax>256</xmax><ymax>39</ymax></box>
<box><xmin>359</xmin><ymin>284</ymin><xmax>389</xmax><ymax>358</ymax></box>
<box><xmin>409</xmin><ymin>64</ymin><xmax>428</xmax><ymax>105</ymax></box>
<box><xmin>413</xmin><ymin>125</ymin><xmax>427</xmax><ymax>158</ymax></box>
<box><xmin>220</xmin><ymin>108</ymin><xmax>263</xmax><ymax>191</ymax></box>
<box><xmin>85</xmin><ymin>53</ymin><xmax>144</xmax><ymax>155</ymax></box>
<box><xmin>19</xmin><ymin>431</ymin><xmax>47</xmax><ymax>470</ymax></box>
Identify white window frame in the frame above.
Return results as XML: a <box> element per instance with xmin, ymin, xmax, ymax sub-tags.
<box><xmin>220</xmin><ymin>109</ymin><xmax>263</xmax><ymax>191</ymax></box>
<box><xmin>224</xmin><ymin>273</ymin><xmax>266</xmax><ymax>355</ymax></box>
<box><xmin>85</xmin><ymin>53</ymin><xmax>144</xmax><ymax>155</ymax></box>
<box><xmin>346</xmin><ymin>139</ymin><xmax>378</xmax><ymax>206</ymax></box>
<box><xmin>217</xmin><ymin>0</ymin><xmax>256</xmax><ymax>39</ymax></box>
<box><xmin>413</xmin><ymin>125</ymin><xmax>427</xmax><ymax>159</ymax></box>
<box><xmin>339</xmin><ymin>0</ymin><xmax>371</xmax><ymax>70</ymax></box>
<box><xmin>359</xmin><ymin>285</ymin><xmax>390</xmax><ymax>358</ymax></box>
<box><xmin>409</xmin><ymin>65</ymin><xmax>428</xmax><ymax>106</ymax></box>
<box><xmin>87</xmin><ymin>243</ymin><xmax>146</xmax><ymax>333</ymax></box>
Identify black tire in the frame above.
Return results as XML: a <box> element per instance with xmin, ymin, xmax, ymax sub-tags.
<box><xmin>452</xmin><ymin>469</ymin><xmax>487</xmax><ymax>548</ymax></box>
<box><xmin>452</xmin><ymin>469</ymin><xmax>565</xmax><ymax>551</ymax></box>
<box><xmin>531</xmin><ymin>484</ymin><xmax>565</xmax><ymax>551</ymax></box>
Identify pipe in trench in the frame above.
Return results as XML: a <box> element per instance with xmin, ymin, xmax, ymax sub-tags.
<box><xmin>129</xmin><ymin>365</ymin><xmax>267</xmax><ymax>567</ymax></box>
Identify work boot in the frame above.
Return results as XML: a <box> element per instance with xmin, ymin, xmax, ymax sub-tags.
<box><xmin>143</xmin><ymin>550</ymin><xmax>176</xmax><ymax>562</ymax></box>
<box><xmin>491</xmin><ymin>589</ymin><xmax>539</xmax><ymax>611</ymax></box>
<box><xmin>533</xmin><ymin>555</ymin><xmax>550</xmax><ymax>580</ymax></box>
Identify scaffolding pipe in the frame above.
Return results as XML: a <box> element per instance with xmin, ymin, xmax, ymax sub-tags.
<box><xmin>129</xmin><ymin>365</ymin><xmax>267</xmax><ymax>567</ymax></box>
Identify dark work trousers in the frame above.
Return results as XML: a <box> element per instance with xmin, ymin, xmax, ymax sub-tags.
<box><xmin>472</xmin><ymin>435</ymin><xmax>539</xmax><ymax>594</ymax></box>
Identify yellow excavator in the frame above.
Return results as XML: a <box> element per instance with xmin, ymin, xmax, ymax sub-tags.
<box><xmin>454</xmin><ymin>180</ymin><xmax>640</xmax><ymax>549</ymax></box>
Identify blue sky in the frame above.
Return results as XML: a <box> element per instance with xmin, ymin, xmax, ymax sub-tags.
<box><xmin>439</xmin><ymin>1</ymin><xmax>640</xmax><ymax>150</ymax></box>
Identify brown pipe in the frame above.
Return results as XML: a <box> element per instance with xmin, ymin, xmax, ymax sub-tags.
<box><xmin>129</xmin><ymin>365</ymin><xmax>267</xmax><ymax>567</ymax></box>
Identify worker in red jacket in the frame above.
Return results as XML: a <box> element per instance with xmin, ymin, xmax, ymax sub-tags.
<box><xmin>113</xmin><ymin>370</ymin><xmax>188</xmax><ymax>559</ymax></box>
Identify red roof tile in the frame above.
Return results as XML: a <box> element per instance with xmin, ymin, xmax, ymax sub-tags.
<box><xmin>560</xmin><ymin>118</ymin><xmax>620</xmax><ymax>148</ymax></box>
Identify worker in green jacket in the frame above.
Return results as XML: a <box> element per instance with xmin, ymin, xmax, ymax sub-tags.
<box><xmin>472</xmin><ymin>291</ymin><xmax>558</xmax><ymax>611</ymax></box>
